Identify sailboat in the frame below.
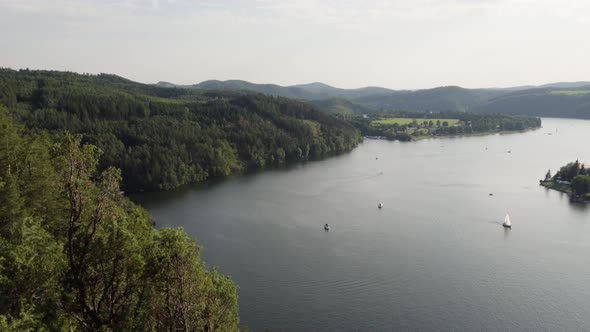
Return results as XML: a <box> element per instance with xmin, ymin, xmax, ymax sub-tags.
<box><xmin>378</xmin><ymin>202</ymin><xmax>383</xmax><ymax>209</ymax></box>
<box><xmin>502</xmin><ymin>213</ymin><xmax>512</xmax><ymax>229</ymax></box>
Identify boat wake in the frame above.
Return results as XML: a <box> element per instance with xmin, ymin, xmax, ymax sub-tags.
<box><xmin>485</xmin><ymin>220</ymin><xmax>503</xmax><ymax>226</ymax></box>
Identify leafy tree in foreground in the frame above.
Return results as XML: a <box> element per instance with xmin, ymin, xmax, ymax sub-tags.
<box><xmin>0</xmin><ymin>108</ymin><xmax>239</xmax><ymax>331</ymax></box>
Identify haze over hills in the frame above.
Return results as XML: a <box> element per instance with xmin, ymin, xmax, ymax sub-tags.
<box><xmin>471</xmin><ymin>87</ymin><xmax>590</xmax><ymax>119</ymax></box>
<box><xmin>157</xmin><ymin>79</ymin><xmax>590</xmax><ymax>119</ymax></box>
<box><xmin>538</xmin><ymin>82</ymin><xmax>590</xmax><ymax>89</ymax></box>
<box><xmin>156</xmin><ymin>80</ymin><xmax>396</xmax><ymax>101</ymax></box>
<box><xmin>487</xmin><ymin>81</ymin><xmax>590</xmax><ymax>91</ymax></box>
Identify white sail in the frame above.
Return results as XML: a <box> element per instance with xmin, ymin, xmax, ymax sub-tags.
<box><xmin>504</xmin><ymin>214</ymin><xmax>511</xmax><ymax>226</ymax></box>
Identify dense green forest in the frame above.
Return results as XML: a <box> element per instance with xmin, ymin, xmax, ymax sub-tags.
<box><xmin>348</xmin><ymin>111</ymin><xmax>541</xmax><ymax>141</ymax></box>
<box><xmin>0</xmin><ymin>108</ymin><xmax>239</xmax><ymax>330</ymax></box>
<box><xmin>309</xmin><ymin>97</ymin><xmax>372</xmax><ymax>116</ymax></box>
<box><xmin>0</xmin><ymin>69</ymin><xmax>361</xmax><ymax>192</ymax></box>
<box><xmin>552</xmin><ymin>160</ymin><xmax>588</xmax><ymax>183</ymax></box>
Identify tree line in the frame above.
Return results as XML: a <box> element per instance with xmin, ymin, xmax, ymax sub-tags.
<box><xmin>551</xmin><ymin>160</ymin><xmax>590</xmax><ymax>197</ymax></box>
<box><xmin>0</xmin><ymin>69</ymin><xmax>362</xmax><ymax>192</ymax></box>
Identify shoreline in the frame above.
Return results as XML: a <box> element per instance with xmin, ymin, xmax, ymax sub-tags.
<box><xmin>539</xmin><ymin>180</ymin><xmax>590</xmax><ymax>204</ymax></box>
<box><xmin>365</xmin><ymin>126</ymin><xmax>541</xmax><ymax>142</ymax></box>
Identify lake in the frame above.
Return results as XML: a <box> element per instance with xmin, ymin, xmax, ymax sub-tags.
<box><xmin>133</xmin><ymin>118</ymin><xmax>590</xmax><ymax>331</ymax></box>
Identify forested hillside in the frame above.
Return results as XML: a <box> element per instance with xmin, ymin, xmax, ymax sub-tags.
<box><xmin>351</xmin><ymin>86</ymin><xmax>502</xmax><ymax>112</ymax></box>
<box><xmin>310</xmin><ymin>97</ymin><xmax>372</xmax><ymax>116</ymax></box>
<box><xmin>180</xmin><ymin>80</ymin><xmax>393</xmax><ymax>100</ymax></box>
<box><xmin>333</xmin><ymin>86</ymin><xmax>590</xmax><ymax>118</ymax></box>
<box><xmin>0</xmin><ymin>109</ymin><xmax>239</xmax><ymax>330</ymax></box>
<box><xmin>470</xmin><ymin>88</ymin><xmax>590</xmax><ymax>119</ymax></box>
<box><xmin>0</xmin><ymin>69</ymin><xmax>361</xmax><ymax>192</ymax></box>
<box><xmin>189</xmin><ymin>80</ymin><xmax>313</xmax><ymax>99</ymax></box>
<box><xmin>182</xmin><ymin>79</ymin><xmax>590</xmax><ymax>119</ymax></box>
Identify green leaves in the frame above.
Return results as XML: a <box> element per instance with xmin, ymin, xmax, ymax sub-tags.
<box><xmin>571</xmin><ymin>175</ymin><xmax>590</xmax><ymax>196</ymax></box>
<box><xmin>0</xmin><ymin>109</ymin><xmax>240</xmax><ymax>331</ymax></box>
<box><xmin>146</xmin><ymin>228</ymin><xmax>239</xmax><ymax>331</ymax></box>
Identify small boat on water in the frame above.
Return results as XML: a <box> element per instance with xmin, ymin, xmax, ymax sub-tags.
<box><xmin>378</xmin><ymin>202</ymin><xmax>383</xmax><ymax>209</ymax></box>
<box><xmin>489</xmin><ymin>193</ymin><xmax>494</xmax><ymax>196</ymax></box>
<box><xmin>324</xmin><ymin>223</ymin><xmax>330</xmax><ymax>231</ymax></box>
<box><xmin>502</xmin><ymin>213</ymin><xmax>512</xmax><ymax>229</ymax></box>
<box><xmin>507</xmin><ymin>149</ymin><xmax>512</xmax><ymax>153</ymax></box>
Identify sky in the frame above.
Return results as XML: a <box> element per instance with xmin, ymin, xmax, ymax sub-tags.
<box><xmin>1</xmin><ymin>0</ymin><xmax>589</xmax><ymax>89</ymax></box>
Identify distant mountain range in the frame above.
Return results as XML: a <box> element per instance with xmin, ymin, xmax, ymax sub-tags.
<box><xmin>159</xmin><ymin>80</ymin><xmax>395</xmax><ymax>101</ymax></box>
<box><xmin>155</xmin><ymin>80</ymin><xmax>590</xmax><ymax>119</ymax></box>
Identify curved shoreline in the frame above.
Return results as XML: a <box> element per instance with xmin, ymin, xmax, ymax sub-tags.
<box><xmin>540</xmin><ymin>180</ymin><xmax>590</xmax><ymax>204</ymax></box>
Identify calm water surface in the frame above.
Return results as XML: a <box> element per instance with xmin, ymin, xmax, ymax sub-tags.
<box><xmin>133</xmin><ymin>118</ymin><xmax>590</xmax><ymax>331</ymax></box>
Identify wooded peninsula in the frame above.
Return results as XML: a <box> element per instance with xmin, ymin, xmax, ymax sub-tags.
<box><xmin>540</xmin><ymin>160</ymin><xmax>590</xmax><ymax>203</ymax></box>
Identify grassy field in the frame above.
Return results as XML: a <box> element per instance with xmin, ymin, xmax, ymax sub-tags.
<box><xmin>549</xmin><ymin>90</ymin><xmax>590</xmax><ymax>96</ymax></box>
<box><xmin>371</xmin><ymin>118</ymin><xmax>460</xmax><ymax>126</ymax></box>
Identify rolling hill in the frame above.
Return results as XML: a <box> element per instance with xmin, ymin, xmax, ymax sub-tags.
<box><xmin>158</xmin><ymin>80</ymin><xmax>397</xmax><ymax>101</ymax></box>
<box><xmin>169</xmin><ymin>79</ymin><xmax>590</xmax><ymax>119</ymax></box>
<box><xmin>309</xmin><ymin>97</ymin><xmax>372</xmax><ymax>116</ymax></box>
<box><xmin>350</xmin><ymin>86</ymin><xmax>505</xmax><ymax>113</ymax></box>
<box><xmin>470</xmin><ymin>87</ymin><xmax>590</xmax><ymax>119</ymax></box>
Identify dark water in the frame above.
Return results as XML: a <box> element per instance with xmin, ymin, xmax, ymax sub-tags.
<box><xmin>133</xmin><ymin>118</ymin><xmax>590</xmax><ymax>331</ymax></box>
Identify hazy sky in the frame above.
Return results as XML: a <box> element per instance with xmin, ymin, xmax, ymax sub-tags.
<box><xmin>1</xmin><ymin>0</ymin><xmax>589</xmax><ymax>89</ymax></box>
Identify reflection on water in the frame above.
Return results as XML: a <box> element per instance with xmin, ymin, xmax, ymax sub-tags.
<box><xmin>569</xmin><ymin>201</ymin><xmax>590</xmax><ymax>212</ymax></box>
<box><xmin>134</xmin><ymin>118</ymin><xmax>590</xmax><ymax>331</ymax></box>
